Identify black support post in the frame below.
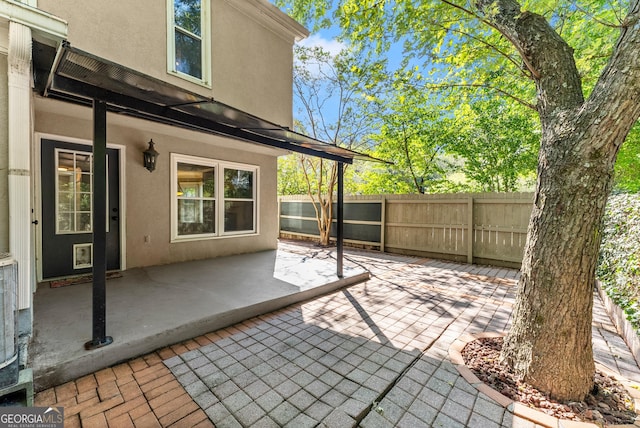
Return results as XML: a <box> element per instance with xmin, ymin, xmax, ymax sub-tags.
<box><xmin>337</xmin><ymin>162</ymin><xmax>344</xmax><ymax>278</ymax></box>
<box><xmin>85</xmin><ymin>99</ymin><xmax>113</xmax><ymax>350</ymax></box>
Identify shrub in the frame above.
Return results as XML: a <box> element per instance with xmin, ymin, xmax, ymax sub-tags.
<box><xmin>597</xmin><ymin>193</ymin><xmax>640</xmax><ymax>330</ymax></box>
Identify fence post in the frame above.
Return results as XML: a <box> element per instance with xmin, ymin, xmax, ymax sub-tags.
<box><xmin>467</xmin><ymin>196</ymin><xmax>473</xmax><ymax>264</ymax></box>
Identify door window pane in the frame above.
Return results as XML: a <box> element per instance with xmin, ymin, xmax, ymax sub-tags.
<box><xmin>57</xmin><ymin>213</ymin><xmax>74</xmax><ymax>232</ymax></box>
<box><xmin>77</xmin><ymin>213</ymin><xmax>92</xmax><ymax>232</ymax></box>
<box><xmin>56</xmin><ymin>150</ymin><xmax>93</xmax><ymax>234</ymax></box>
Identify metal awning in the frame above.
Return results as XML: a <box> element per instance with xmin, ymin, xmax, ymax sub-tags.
<box><xmin>30</xmin><ymin>40</ymin><xmax>372</xmax><ymax>349</ymax></box>
<box><xmin>32</xmin><ymin>41</ymin><xmax>379</xmax><ymax>164</ymax></box>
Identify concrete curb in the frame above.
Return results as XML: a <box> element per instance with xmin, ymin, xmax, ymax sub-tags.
<box><xmin>449</xmin><ymin>332</ymin><xmax>640</xmax><ymax>428</ymax></box>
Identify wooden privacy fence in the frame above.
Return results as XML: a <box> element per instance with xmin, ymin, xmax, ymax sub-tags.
<box><xmin>279</xmin><ymin>193</ymin><xmax>534</xmax><ymax>268</ymax></box>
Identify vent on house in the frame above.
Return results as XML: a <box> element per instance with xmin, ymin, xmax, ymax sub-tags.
<box><xmin>0</xmin><ymin>254</ymin><xmax>18</xmax><ymax>388</ymax></box>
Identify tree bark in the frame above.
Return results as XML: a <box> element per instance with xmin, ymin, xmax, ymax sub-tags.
<box><xmin>474</xmin><ymin>0</ymin><xmax>640</xmax><ymax>400</ymax></box>
<box><xmin>302</xmin><ymin>156</ymin><xmax>337</xmax><ymax>246</ymax></box>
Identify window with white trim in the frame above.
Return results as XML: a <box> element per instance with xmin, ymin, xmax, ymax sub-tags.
<box><xmin>171</xmin><ymin>154</ymin><xmax>258</xmax><ymax>240</ymax></box>
<box><xmin>167</xmin><ymin>0</ymin><xmax>211</xmax><ymax>85</ymax></box>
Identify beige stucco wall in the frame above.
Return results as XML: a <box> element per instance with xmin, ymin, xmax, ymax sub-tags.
<box><xmin>36</xmin><ymin>0</ymin><xmax>302</xmax><ymax>128</ymax></box>
<box><xmin>212</xmin><ymin>1</ymin><xmax>295</xmax><ymax>124</ymax></box>
<box><xmin>0</xmin><ymin>52</ymin><xmax>8</xmax><ymax>253</ymax></box>
<box><xmin>34</xmin><ymin>98</ymin><xmax>281</xmax><ymax>271</ymax></box>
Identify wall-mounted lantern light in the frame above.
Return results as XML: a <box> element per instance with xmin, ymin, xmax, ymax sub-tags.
<box><xmin>143</xmin><ymin>139</ymin><xmax>159</xmax><ymax>172</ymax></box>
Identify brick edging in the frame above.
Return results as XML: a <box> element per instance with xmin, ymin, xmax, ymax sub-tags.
<box><xmin>448</xmin><ymin>332</ymin><xmax>640</xmax><ymax>428</ymax></box>
<box><xmin>596</xmin><ymin>280</ymin><xmax>640</xmax><ymax>369</ymax></box>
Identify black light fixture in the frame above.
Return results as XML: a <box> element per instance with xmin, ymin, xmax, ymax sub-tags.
<box><xmin>143</xmin><ymin>139</ymin><xmax>159</xmax><ymax>172</ymax></box>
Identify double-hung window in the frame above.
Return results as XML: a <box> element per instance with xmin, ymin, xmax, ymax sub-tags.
<box><xmin>223</xmin><ymin>168</ymin><xmax>255</xmax><ymax>234</ymax></box>
<box><xmin>171</xmin><ymin>154</ymin><xmax>258</xmax><ymax>241</ymax></box>
<box><xmin>167</xmin><ymin>0</ymin><xmax>211</xmax><ymax>85</ymax></box>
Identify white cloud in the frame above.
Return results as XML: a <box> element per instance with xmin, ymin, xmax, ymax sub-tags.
<box><xmin>296</xmin><ymin>34</ymin><xmax>346</xmax><ymax>57</ymax></box>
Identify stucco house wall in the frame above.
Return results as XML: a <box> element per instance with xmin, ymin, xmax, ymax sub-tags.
<box><xmin>28</xmin><ymin>0</ymin><xmax>306</xmax><ymax>277</ymax></box>
<box><xmin>212</xmin><ymin>0</ymin><xmax>296</xmax><ymax>124</ymax></box>
<box><xmin>34</xmin><ymin>99</ymin><xmax>281</xmax><ymax>270</ymax></box>
<box><xmin>36</xmin><ymin>0</ymin><xmax>301</xmax><ymax>126</ymax></box>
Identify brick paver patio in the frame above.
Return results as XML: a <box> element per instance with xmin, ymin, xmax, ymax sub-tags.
<box><xmin>34</xmin><ymin>246</ymin><xmax>640</xmax><ymax>427</ymax></box>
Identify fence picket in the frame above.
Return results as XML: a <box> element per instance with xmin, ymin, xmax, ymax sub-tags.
<box><xmin>279</xmin><ymin>193</ymin><xmax>533</xmax><ymax>268</ymax></box>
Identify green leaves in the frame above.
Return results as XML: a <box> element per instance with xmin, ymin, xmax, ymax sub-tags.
<box><xmin>447</xmin><ymin>99</ymin><xmax>539</xmax><ymax>192</ymax></box>
<box><xmin>614</xmin><ymin>123</ymin><xmax>640</xmax><ymax>193</ymax></box>
<box><xmin>598</xmin><ymin>193</ymin><xmax>640</xmax><ymax>331</ymax></box>
<box><xmin>363</xmin><ymin>87</ymin><xmax>454</xmax><ymax>194</ymax></box>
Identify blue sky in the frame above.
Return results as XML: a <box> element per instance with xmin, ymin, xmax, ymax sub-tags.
<box><xmin>286</xmin><ymin>7</ymin><xmax>409</xmax><ymax>78</ymax></box>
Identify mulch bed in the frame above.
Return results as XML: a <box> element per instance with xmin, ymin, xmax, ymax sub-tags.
<box><xmin>462</xmin><ymin>337</ymin><xmax>638</xmax><ymax>426</ymax></box>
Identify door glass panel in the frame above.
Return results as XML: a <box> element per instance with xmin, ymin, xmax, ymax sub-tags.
<box><xmin>58</xmin><ymin>193</ymin><xmax>74</xmax><ymax>212</ymax></box>
<box><xmin>78</xmin><ymin>193</ymin><xmax>91</xmax><ymax>211</ymax></box>
<box><xmin>56</xmin><ymin>149</ymin><xmax>94</xmax><ymax>234</ymax></box>
<box><xmin>58</xmin><ymin>175</ymin><xmax>73</xmax><ymax>191</ymax></box>
<box><xmin>57</xmin><ymin>213</ymin><xmax>74</xmax><ymax>232</ymax></box>
<box><xmin>79</xmin><ymin>173</ymin><xmax>91</xmax><ymax>191</ymax></box>
<box><xmin>77</xmin><ymin>213</ymin><xmax>92</xmax><ymax>232</ymax></box>
<box><xmin>76</xmin><ymin>155</ymin><xmax>91</xmax><ymax>174</ymax></box>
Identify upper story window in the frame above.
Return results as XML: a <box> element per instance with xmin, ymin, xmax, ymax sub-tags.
<box><xmin>168</xmin><ymin>0</ymin><xmax>211</xmax><ymax>86</ymax></box>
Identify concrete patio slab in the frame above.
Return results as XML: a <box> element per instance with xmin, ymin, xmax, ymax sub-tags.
<box><xmin>30</xmin><ymin>242</ymin><xmax>369</xmax><ymax>390</ymax></box>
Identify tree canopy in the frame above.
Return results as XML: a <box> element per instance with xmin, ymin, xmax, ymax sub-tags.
<box><xmin>276</xmin><ymin>0</ymin><xmax>638</xmax><ymax>195</ymax></box>
<box><xmin>276</xmin><ymin>0</ymin><xmax>640</xmax><ymax>402</ymax></box>
<box><xmin>274</xmin><ymin>0</ymin><xmax>640</xmax><ymax>201</ymax></box>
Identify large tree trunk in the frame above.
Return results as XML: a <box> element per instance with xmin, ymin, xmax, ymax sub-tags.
<box><xmin>476</xmin><ymin>0</ymin><xmax>640</xmax><ymax>400</ymax></box>
<box><xmin>500</xmin><ymin>123</ymin><xmax>615</xmax><ymax>400</ymax></box>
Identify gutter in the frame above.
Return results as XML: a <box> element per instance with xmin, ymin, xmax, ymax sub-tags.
<box><xmin>0</xmin><ymin>0</ymin><xmax>67</xmax><ymax>43</ymax></box>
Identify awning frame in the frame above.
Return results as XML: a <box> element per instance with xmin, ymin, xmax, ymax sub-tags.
<box><xmin>33</xmin><ymin>41</ymin><xmax>371</xmax><ymax>350</ymax></box>
<box><xmin>39</xmin><ymin>42</ymin><xmax>383</xmax><ymax>164</ymax></box>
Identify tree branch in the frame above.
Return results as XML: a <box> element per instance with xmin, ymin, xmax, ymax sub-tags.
<box><xmin>439</xmin><ymin>0</ymin><xmax>541</xmax><ymax>79</ymax></box>
<box><xmin>573</xmin><ymin>4</ymin><xmax>623</xmax><ymax>28</ymax></box>
<box><xmin>419</xmin><ymin>81</ymin><xmax>537</xmax><ymax>110</ymax></box>
<box><xmin>434</xmin><ymin>22</ymin><xmax>534</xmax><ymax>80</ymax></box>
<box><xmin>473</xmin><ymin>0</ymin><xmax>584</xmax><ymax>117</ymax></box>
